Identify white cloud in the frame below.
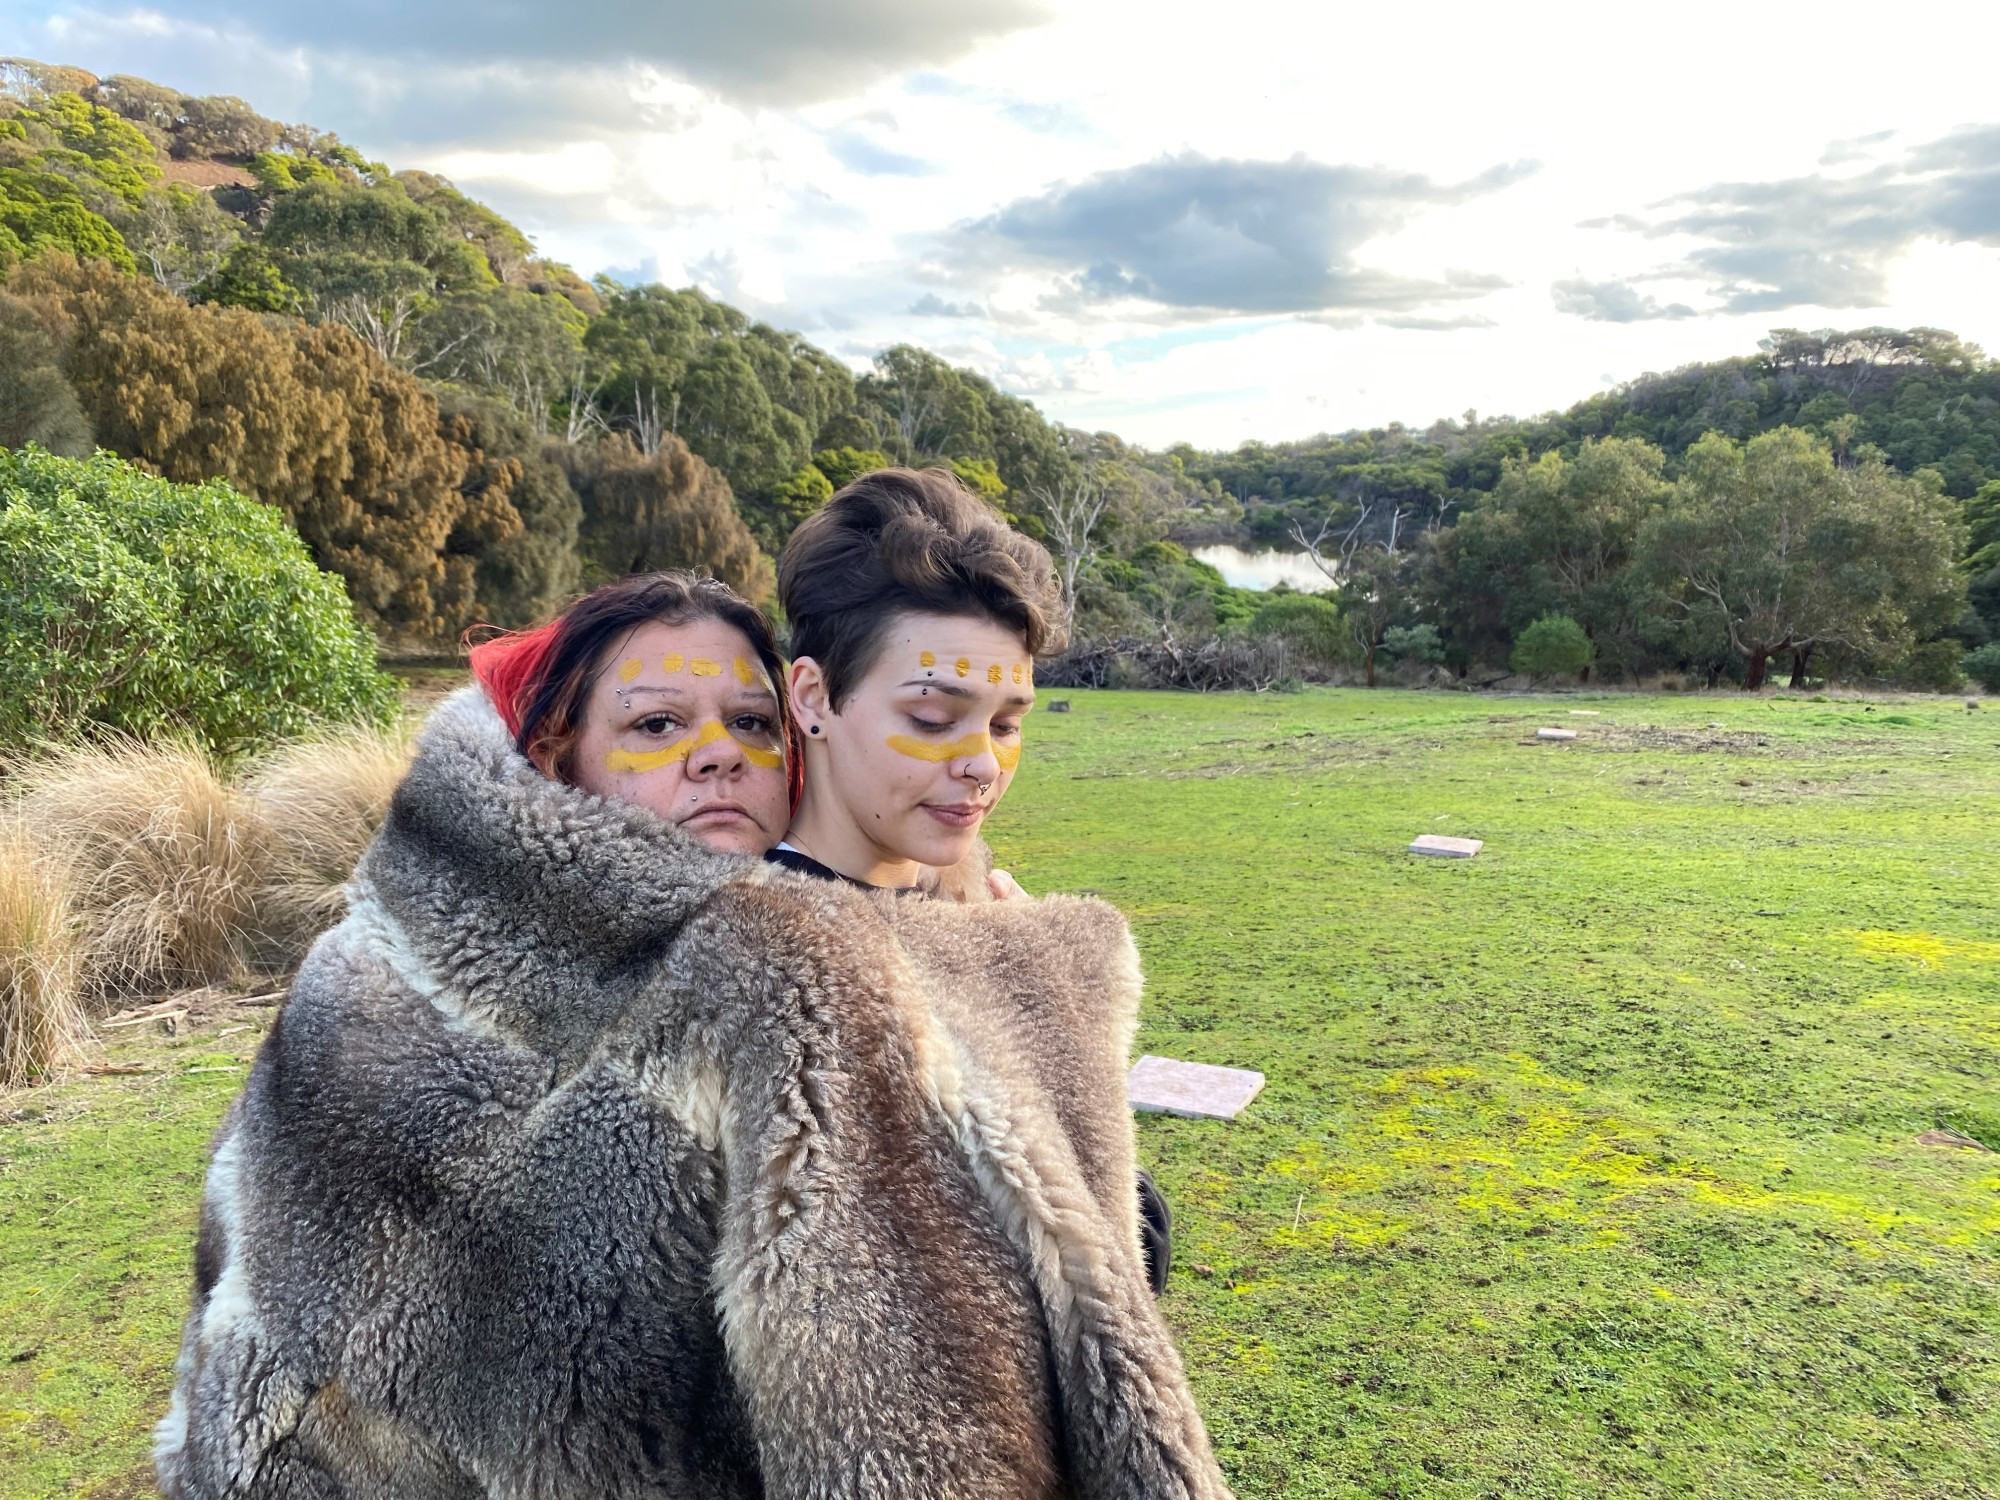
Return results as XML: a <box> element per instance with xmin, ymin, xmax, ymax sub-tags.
<box><xmin>13</xmin><ymin>0</ymin><xmax>2000</xmax><ymax>442</ymax></box>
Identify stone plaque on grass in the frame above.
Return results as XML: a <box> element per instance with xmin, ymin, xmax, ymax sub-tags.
<box><xmin>1410</xmin><ymin>834</ymin><xmax>1483</xmax><ymax>858</ymax></box>
<box><xmin>1536</xmin><ymin>727</ymin><xmax>1578</xmax><ymax>741</ymax></box>
<box><xmin>1128</xmin><ymin>1055</ymin><xmax>1265</xmax><ymax>1120</ymax></box>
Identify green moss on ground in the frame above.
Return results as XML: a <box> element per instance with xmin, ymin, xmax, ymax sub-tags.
<box><xmin>5</xmin><ymin>690</ymin><xmax>1996</xmax><ymax>1497</ymax></box>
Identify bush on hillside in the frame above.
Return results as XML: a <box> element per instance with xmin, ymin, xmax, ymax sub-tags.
<box><xmin>1966</xmin><ymin>642</ymin><xmax>2000</xmax><ymax>694</ymax></box>
<box><xmin>10</xmin><ymin>256</ymin><xmax>482</xmax><ymax>640</ymax></box>
<box><xmin>1510</xmin><ymin>614</ymin><xmax>1595</xmax><ymax>683</ymax></box>
<box><xmin>0</xmin><ymin>292</ymin><xmax>91</xmax><ymax>455</ymax></box>
<box><xmin>1894</xmin><ymin>640</ymin><xmax>1965</xmax><ymax>693</ymax></box>
<box><xmin>1247</xmin><ymin>592</ymin><xmax>1349</xmax><ymax>676</ymax></box>
<box><xmin>0</xmin><ymin>447</ymin><xmax>399</xmax><ymax>754</ymax></box>
<box><xmin>563</xmin><ymin>434</ymin><xmax>774</xmax><ymax>603</ymax></box>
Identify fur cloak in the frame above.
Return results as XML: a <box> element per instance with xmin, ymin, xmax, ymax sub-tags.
<box><xmin>156</xmin><ymin>688</ymin><xmax>1229</xmax><ymax>1499</ymax></box>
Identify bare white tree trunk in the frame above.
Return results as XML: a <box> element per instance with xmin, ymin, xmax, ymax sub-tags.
<box><xmin>1033</xmin><ymin>466</ymin><xmax>1113</xmax><ymax>626</ymax></box>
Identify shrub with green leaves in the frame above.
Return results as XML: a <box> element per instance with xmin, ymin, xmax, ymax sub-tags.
<box><xmin>1249</xmin><ymin>592</ymin><xmax>1347</xmax><ymax>664</ymax></box>
<box><xmin>1894</xmin><ymin>640</ymin><xmax>1964</xmax><ymax>693</ymax></box>
<box><xmin>1964</xmin><ymin>641</ymin><xmax>2000</xmax><ymax>694</ymax></box>
<box><xmin>0</xmin><ymin>447</ymin><xmax>399</xmax><ymax>754</ymax></box>
<box><xmin>1509</xmin><ymin>613</ymin><xmax>1594</xmax><ymax>682</ymax></box>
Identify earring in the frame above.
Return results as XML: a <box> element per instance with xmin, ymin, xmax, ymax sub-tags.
<box><xmin>809</xmin><ymin>725</ymin><xmax>820</xmax><ymax>735</ymax></box>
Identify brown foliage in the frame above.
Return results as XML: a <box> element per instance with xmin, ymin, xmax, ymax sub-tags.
<box><xmin>564</xmin><ymin>433</ymin><xmax>773</xmax><ymax>603</ymax></box>
<box><xmin>11</xmin><ymin>256</ymin><xmax>483</xmax><ymax>640</ymax></box>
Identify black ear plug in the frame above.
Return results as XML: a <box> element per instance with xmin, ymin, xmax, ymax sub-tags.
<box><xmin>809</xmin><ymin>725</ymin><xmax>820</xmax><ymax>734</ymax></box>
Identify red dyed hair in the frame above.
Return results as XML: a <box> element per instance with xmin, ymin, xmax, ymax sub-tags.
<box><xmin>467</xmin><ymin>620</ymin><xmax>563</xmax><ymax>741</ymax></box>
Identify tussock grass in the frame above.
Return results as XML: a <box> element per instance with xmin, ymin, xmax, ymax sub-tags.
<box><xmin>1</xmin><ymin>724</ymin><xmax>415</xmax><ymax>1013</ymax></box>
<box><xmin>10</xmin><ymin>739</ymin><xmax>272</xmax><ymax>1006</ymax></box>
<box><xmin>244</xmin><ymin>724</ymin><xmax>414</xmax><ymax>966</ymax></box>
<box><xmin>0</xmin><ymin>817</ymin><xmax>86</xmax><ymax>1086</ymax></box>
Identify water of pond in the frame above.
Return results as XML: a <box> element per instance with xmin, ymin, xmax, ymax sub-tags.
<box><xmin>1190</xmin><ymin>545</ymin><xmax>1334</xmax><ymax>593</ymax></box>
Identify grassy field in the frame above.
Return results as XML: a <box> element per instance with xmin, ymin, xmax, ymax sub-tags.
<box><xmin>5</xmin><ymin>687</ymin><xmax>1998</xmax><ymax>1497</ymax></box>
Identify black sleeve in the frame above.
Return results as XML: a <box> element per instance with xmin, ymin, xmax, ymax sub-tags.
<box><xmin>1135</xmin><ymin>1170</ymin><xmax>1172</xmax><ymax>1296</ymax></box>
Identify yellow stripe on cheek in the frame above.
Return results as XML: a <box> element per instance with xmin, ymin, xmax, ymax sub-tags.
<box><xmin>605</xmin><ymin>720</ymin><xmax>734</xmax><ymax>773</ymax></box>
<box><xmin>735</xmin><ymin>738</ymin><xmax>784</xmax><ymax>769</ymax></box>
<box><xmin>604</xmin><ymin>740</ymin><xmax>693</xmax><ymax>773</ymax></box>
<box><xmin>883</xmin><ymin>731</ymin><xmax>1020</xmax><ymax>773</ymax></box>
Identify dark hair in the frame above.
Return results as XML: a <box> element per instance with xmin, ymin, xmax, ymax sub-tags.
<box><xmin>469</xmin><ymin>571</ymin><xmax>795</xmax><ymax>789</ymax></box>
<box><xmin>777</xmin><ymin>467</ymin><xmax>1065</xmax><ymax>708</ymax></box>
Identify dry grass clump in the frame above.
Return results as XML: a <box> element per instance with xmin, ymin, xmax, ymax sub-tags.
<box><xmin>243</xmin><ymin>723</ymin><xmax>414</xmax><ymax>966</ymax></box>
<box><xmin>0</xmin><ymin>817</ymin><xmax>87</xmax><ymax>1086</ymax></box>
<box><xmin>10</xmin><ymin>739</ymin><xmax>272</xmax><ymax>1007</ymax></box>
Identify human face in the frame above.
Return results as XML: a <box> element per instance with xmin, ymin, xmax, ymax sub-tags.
<box><xmin>788</xmin><ymin>612</ymin><xmax>1033</xmax><ymax>883</ymax></box>
<box><xmin>568</xmin><ymin>617</ymin><xmax>790</xmax><ymax>855</ymax></box>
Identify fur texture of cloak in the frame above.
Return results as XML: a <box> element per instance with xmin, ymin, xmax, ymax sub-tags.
<box><xmin>155</xmin><ymin>688</ymin><xmax>1230</xmax><ymax>1499</ymax></box>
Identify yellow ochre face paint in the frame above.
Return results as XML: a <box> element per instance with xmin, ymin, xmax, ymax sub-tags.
<box><xmin>733</xmin><ymin>656</ymin><xmax>758</xmax><ymax>686</ymax></box>
<box><xmin>884</xmin><ymin>730</ymin><xmax>1021</xmax><ymax>773</ymax></box>
<box><xmin>690</xmin><ymin>658</ymin><xmax>721</xmax><ymax>677</ymax></box>
<box><xmin>618</xmin><ymin>658</ymin><xmax>643</xmax><ymax>683</ymax></box>
<box><xmin>954</xmin><ymin>657</ymin><xmax>971</xmax><ymax>677</ymax></box>
<box><xmin>606</xmin><ymin>719</ymin><xmax>784</xmax><ymax>773</ymax></box>
<box><xmin>664</xmin><ymin>654</ymin><xmax>685</xmax><ymax>674</ymax></box>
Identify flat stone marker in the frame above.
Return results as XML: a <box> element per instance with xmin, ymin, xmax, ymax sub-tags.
<box><xmin>1128</xmin><ymin>1055</ymin><xmax>1264</xmax><ymax>1121</ymax></box>
<box><xmin>1536</xmin><ymin>727</ymin><xmax>1577</xmax><ymax>741</ymax></box>
<box><xmin>1568</xmin><ymin>709</ymin><xmax>1600</xmax><ymax>716</ymax></box>
<box><xmin>1410</xmin><ymin>833</ymin><xmax>1483</xmax><ymax>858</ymax></box>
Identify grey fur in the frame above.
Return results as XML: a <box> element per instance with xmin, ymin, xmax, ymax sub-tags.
<box><xmin>156</xmin><ymin>688</ymin><xmax>1230</xmax><ymax>1499</ymax></box>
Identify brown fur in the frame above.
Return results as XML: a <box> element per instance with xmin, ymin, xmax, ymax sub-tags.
<box><xmin>156</xmin><ymin>688</ymin><xmax>1229</xmax><ymax>1499</ymax></box>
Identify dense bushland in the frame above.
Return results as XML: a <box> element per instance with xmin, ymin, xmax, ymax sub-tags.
<box><xmin>0</xmin><ymin>56</ymin><xmax>1993</xmax><ymax>685</ymax></box>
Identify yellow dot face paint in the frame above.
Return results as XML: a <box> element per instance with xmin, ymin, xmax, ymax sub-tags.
<box><xmin>919</xmin><ymin>650</ymin><xmax>936</xmax><ymax>668</ymax></box>
<box><xmin>618</xmin><ymin>658</ymin><xmax>643</xmax><ymax>683</ymax></box>
<box><xmin>884</xmin><ymin>730</ymin><xmax>1021</xmax><ymax>773</ymax></box>
<box><xmin>955</xmin><ymin>657</ymin><xmax>971</xmax><ymax>677</ymax></box>
<box><xmin>1012</xmin><ymin>663</ymin><xmax>1025</xmax><ymax>684</ymax></box>
<box><xmin>663</xmin><ymin>654</ymin><xmax>685</xmax><ymax>674</ymax></box>
<box><xmin>733</xmin><ymin>656</ymin><xmax>757</xmax><ymax>686</ymax></box>
<box><xmin>691</xmin><ymin>658</ymin><xmax>721</xmax><ymax>677</ymax></box>
<box><xmin>987</xmin><ymin>663</ymin><xmax>1003</xmax><ymax>684</ymax></box>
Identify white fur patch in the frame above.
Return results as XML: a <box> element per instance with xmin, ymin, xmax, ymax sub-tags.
<box><xmin>342</xmin><ymin>885</ymin><xmax>503</xmax><ymax>1041</ymax></box>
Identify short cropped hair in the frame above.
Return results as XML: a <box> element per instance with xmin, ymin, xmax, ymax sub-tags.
<box><xmin>778</xmin><ymin>467</ymin><xmax>1066</xmax><ymax>708</ymax></box>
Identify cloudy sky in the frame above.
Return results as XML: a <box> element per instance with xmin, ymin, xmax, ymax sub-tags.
<box><xmin>9</xmin><ymin>0</ymin><xmax>2000</xmax><ymax>447</ymax></box>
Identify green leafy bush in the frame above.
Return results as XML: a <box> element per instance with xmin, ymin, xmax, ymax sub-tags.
<box><xmin>1249</xmin><ymin>592</ymin><xmax>1349</xmax><ymax>676</ymax></box>
<box><xmin>1962</xmin><ymin>642</ymin><xmax>2000</xmax><ymax>694</ymax></box>
<box><xmin>1510</xmin><ymin>614</ymin><xmax>1594</xmax><ymax>682</ymax></box>
<box><xmin>0</xmin><ymin>447</ymin><xmax>399</xmax><ymax>753</ymax></box>
<box><xmin>1382</xmin><ymin>623</ymin><xmax>1445</xmax><ymax>666</ymax></box>
<box><xmin>1894</xmin><ymin>640</ymin><xmax>1964</xmax><ymax>693</ymax></box>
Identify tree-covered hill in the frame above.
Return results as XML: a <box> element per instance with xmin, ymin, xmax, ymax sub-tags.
<box><xmin>1</xmin><ymin>55</ymin><xmax>1993</xmax><ymax>686</ymax></box>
